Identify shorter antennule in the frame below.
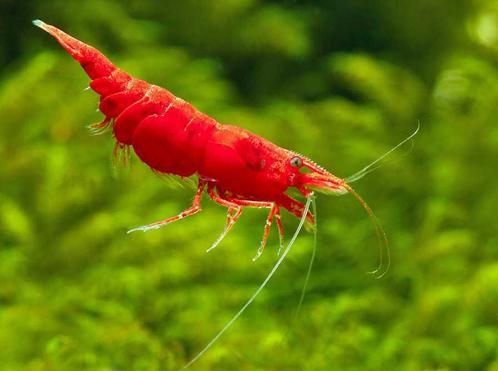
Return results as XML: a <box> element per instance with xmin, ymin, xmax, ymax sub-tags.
<box><xmin>345</xmin><ymin>122</ymin><xmax>420</xmax><ymax>184</ymax></box>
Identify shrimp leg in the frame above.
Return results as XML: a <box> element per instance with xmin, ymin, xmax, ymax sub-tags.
<box><xmin>224</xmin><ymin>197</ymin><xmax>281</xmax><ymax>260</ymax></box>
<box><xmin>253</xmin><ymin>203</ymin><xmax>278</xmax><ymax>261</ymax></box>
<box><xmin>127</xmin><ymin>180</ymin><xmax>206</xmax><ymax>233</ymax></box>
<box><xmin>206</xmin><ymin>185</ymin><xmax>243</xmax><ymax>252</ymax></box>
<box><xmin>275</xmin><ymin>207</ymin><xmax>285</xmax><ymax>254</ymax></box>
<box><xmin>277</xmin><ymin>194</ymin><xmax>315</xmax><ymax>227</ymax></box>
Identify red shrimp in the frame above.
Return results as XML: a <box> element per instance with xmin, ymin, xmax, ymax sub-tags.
<box><xmin>32</xmin><ymin>20</ymin><xmax>418</xmax><ymax>368</ymax></box>
<box><xmin>33</xmin><ymin>20</ymin><xmax>389</xmax><ymax>262</ymax></box>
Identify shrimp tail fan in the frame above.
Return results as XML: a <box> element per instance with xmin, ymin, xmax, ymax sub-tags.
<box><xmin>32</xmin><ymin>20</ymin><xmax>173</xmax><ymax>141</ymax></box>
<box><xmin>33</xmin><ymin>19</ymin><xmax>117</xmax><ymax>79</ymax></box>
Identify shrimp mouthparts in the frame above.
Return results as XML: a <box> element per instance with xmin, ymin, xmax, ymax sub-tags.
<box><xmin>302</xmin><ymin>173</ymin><xmax>348</xmax><ymax>196</ymax></box>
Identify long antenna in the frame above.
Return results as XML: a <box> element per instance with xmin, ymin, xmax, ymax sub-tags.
<box><xmin>183</xmin><ymin>195</ymin><xmax>314</xmax><ymax>369</ymax></box>
<box><xmin>293</xmin><ymin>195</ymin><xmax>318</xmax><ymax>320</ymax></box>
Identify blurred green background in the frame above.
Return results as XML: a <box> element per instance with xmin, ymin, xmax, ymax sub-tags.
<box><xmin>1</xmin><ymin>1</ymin><xmax>497</xmax><ymax>370</ymax></box>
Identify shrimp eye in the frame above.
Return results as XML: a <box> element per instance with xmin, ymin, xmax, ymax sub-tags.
<box><xmin>290</xmin><ymin>156</ymin><xmax>303</xmax><ymax>168</ymax></box>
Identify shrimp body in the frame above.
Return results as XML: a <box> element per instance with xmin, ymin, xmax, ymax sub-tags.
<box><xmin>34</xmin><ymin>21</ymin><xmax>396</xmax><ymax>367</ymax></box>
<box><xmin>34</xmin><ymin>20</ymin><xmax>358</xmax><ymax>256</ymax></box>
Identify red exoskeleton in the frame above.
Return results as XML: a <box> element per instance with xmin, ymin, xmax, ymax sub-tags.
<box><xmin>34</xmin><ymin>20</ymin><xmax>384</xmax><ymax>260</ymax></box>
<box><xmin>35</xmin><ymin>20</ymin><xmax>417</xmax><ymax>367</ymax></box>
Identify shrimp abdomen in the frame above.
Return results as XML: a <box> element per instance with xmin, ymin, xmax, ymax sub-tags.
<box><xmin>132</xmin><ymin>103</ymin><xmax>218</xmax><ymax>176</ymax></box>
<box><xmin>35</xmin><ymin>19</ymin><xmax>218</xmax><ymax>166</ymax></box>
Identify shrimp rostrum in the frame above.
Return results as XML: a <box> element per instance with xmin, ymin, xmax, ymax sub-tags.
<box><xmin>34</xmin><ymin>20</ymin><xmax>387</xmax><ymax>263</ymax></box>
